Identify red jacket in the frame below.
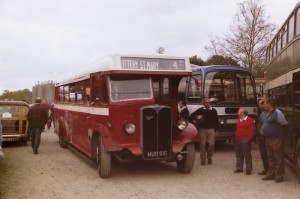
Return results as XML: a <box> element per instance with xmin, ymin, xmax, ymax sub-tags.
<box><xmin>235</xmin><ymin>117</ymin><xmax>255</xmax><ymax>141</ymax></box>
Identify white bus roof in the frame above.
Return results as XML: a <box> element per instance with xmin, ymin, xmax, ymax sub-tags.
<box><xmin>56</xmin><ymin>54</ymin><xmax>191</xmax><ymax>85</ymax></box>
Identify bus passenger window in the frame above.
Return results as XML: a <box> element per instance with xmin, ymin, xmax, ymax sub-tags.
<box><xmin>64</xmin><ymin>85</ymin><xmax>69</xmax><ymax>102</ymax></box>
<box><xmin>59</xmin><ymin>86</ymin><xmax>64</xmax><ymax>102</ymax></box>
<box><xmin>94</xmin><ymin>87</ymin><xmax>99</xmax><ymax>103</ymax></box>
<box><xmin>102</xmin><ymin>76</ymin><xmax>108</xmax><ymax>104</ymax></box>
<box><xmin>76</xmin><ymin>81</ymin><xmax>84</xmax><ymax>104</ymax></box>
<box><xmin>85</xmin><ymin>79</ymin><xmax>91</xmax><ymax>102</ymax></box>
<box><xmin>69</xmin><ymin>84</ymin><xmax>76</xmax><ymax>103</ymax></box>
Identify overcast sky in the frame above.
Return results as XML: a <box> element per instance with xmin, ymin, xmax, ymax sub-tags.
<box><xmin>0</xmin><ymin>0</ymin><xmax>299</xmax><ymax>94</ymax></box>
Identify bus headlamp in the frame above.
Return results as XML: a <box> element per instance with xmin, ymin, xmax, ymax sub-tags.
<box><xmin>177</xmin><ymin>119</ymin><xmax>187</xmax><ymax>131</ymax></box>
<box><xmin>125</xmin><ymin>122</ymin><xmax>136</xmax><ymax>134</ymax></box>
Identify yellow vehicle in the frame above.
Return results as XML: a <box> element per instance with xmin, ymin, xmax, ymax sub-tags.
<box><xmin>0</xmin><ymin>101</ymin><xmax>29</xmax><ymax>144</ymax></box>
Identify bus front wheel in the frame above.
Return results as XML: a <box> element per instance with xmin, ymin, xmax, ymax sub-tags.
<box><xmin>96</xmin><ymin>137</ymin><xmax>111</xmax><ymax>178</ymax></box>
<box><xmin>176</xmin><ymin>143</ymin><xmax>195</xmax><ymax>173</ymax></box>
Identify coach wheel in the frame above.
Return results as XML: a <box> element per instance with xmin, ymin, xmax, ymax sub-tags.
<box><xmin>96</xmin><ymin>136</ymin><xmax>111</xmax><ymax>178</ymax></box>
<box><xmin>58</xmin><ymin>125</ymin><xmax>67</xmax><ymax>148</ymax></box>
<box><xmin>176</xmin><ymin>143</ymin><xmax>195</xmax><ymax>173</ymax></box>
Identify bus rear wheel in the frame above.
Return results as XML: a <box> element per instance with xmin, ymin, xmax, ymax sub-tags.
<box><xmin>176</xmin><ymin>143</ymin><xmax>195</xmax><ymax>173</ymax></box>
<box><xmin>96</xmin><ymin>137</ymin><xmax>111</xmax><ymax>178</ymax></box>
<box><xmin>58</xmin><ymin>125</ymin><xmax>67</xmax><ymax>148</ymax></box>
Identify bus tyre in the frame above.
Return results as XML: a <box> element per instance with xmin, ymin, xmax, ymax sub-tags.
<box><xmin>97</xmin><ymin>137</ymin><xmax>111</xmax><ymax>178</ymax></box>
<box><xmin>176</xmin><ymin>143</ymin><xmax>195</xmax><ymax>173</ymax></box>
<box><xmin>58</xmin><ymin>125</ymin><xmax>67</xmax><ymax>148</ymax></box>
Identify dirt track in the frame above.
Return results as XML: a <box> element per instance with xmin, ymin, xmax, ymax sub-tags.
<box><xmin>0</xmin><ymin>127</ymin><xmax>300</xmax><ymax>199</ymax></box>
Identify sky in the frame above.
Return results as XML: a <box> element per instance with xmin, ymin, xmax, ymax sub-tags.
<box><xmin>0</xmin><ymin>0</ymin><xmax>299</xmax><ymax>94</ymax></box>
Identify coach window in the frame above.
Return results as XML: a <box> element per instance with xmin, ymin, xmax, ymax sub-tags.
<box><xmin>272</xmin><ymin>40</ymin><xmax>276</xmax><ymax>58</ymax></box>
<box><xmin>296</xmin><ymin>8</ymin><xmax>300</xmax><ymax>35</ymax></box>
<box><xmin>281</xmin><ymin>25</ymin><xmax>287</xmax><ymax>48</ymax></box>
<box><xmin>178</xmin><ymin>77</ymin><xmax>188</xmax><ymax>100</ymax></box>
<box><xmin>288</xmin><ymin>15</ymin><xmax>295</xmax><ymax>43</ymax></box>
<box><xmin>64</xmin><ymin>85</ymin><xmax>69</xmax><ymax>102</ymax></box>
<box><xmin>277</xmin><ymin>34</ymin><xmax>282</xmax><ymax>52</ymax></box>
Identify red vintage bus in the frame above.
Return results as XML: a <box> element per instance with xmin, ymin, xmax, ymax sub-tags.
<box><xmin>53</xmin><ymin>54</ymin><xmax>198</xmax><ymax>178</ymax></box>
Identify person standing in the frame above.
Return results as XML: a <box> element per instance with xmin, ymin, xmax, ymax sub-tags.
<box><xmin>234</xmin><ymin>108</ymin><xmax>255</xmax><ymax>175</ymax></box>
<box><xmin>257</xmin><ymin>99</ymin><xmax>269</xmax><ymax>175</ymax></box>
<box><xmin>178</xmin><ymin>100</ymin><xmax>189</xmax><ymax>121</ymax></box>
<box><xmin>261</xmin><ymin>98</ymin><xmax>288</xmax><ymax>183</ymax></box>
<box><xmin>27</xmin><ymin>97</ymin><xmax>48</xmax><ymax>154</ymax></box>
<box><xmin>191</xmin><ymin>98</ymin><xmax>219</xmax><ymax>165</ymax></box>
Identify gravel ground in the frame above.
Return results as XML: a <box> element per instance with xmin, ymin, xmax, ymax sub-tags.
<box><xmin>0</xmin><ymin>127</ymin><xmax>299</xmax><ymax>199</ymax></box>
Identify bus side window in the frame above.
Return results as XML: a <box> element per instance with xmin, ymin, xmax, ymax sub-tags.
<box><xmin>85</xmin><ymin>79</ymin><xmax>91</xmax><ymax>103</ymax></box>
<box><xmin>101</xmin><ymin>76</ymin><xmax>108</xmax><ymax>104</ymax></box>
<box><xmin>64</xmin><ymin>85</ymin><xmax>69</xmax><ymax>102</ymax></box>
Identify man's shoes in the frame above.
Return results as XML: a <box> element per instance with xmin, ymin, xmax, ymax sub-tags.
<box><xmin>201</xmin><ymin>161</ymin><xmax>206</xmax><ymax>165</ymax></box>
<box><xmin>234</xmin><ymin>169</ymin><xmax>243</xmax><ymax>173</ymax></box>
<box><xmin>33</xmin><ymin>150</ymin><xmax>38</xmax><ymax>154</ymax></box>
<box><xmin>246</xmin><ymin>170</ymin><xmax>251</xmax><ymax>175</ymax></box>
<box><xmin>258</xmin><ymin>170</ymin><xmax>267</xmax><ymax>175</ymax></box>
<box><xmin>262</xmin><ymin>175</ymin><xmax>275</xmax><ymax>180</ymax></box>
<box><xmin>207</xmin><ymin>159</ymin><xmax>212</xmax><ymax>165</ymax></box>
<box><xmin>275</xmin><ymin>178</ymin><xmax>283</xmax><ymax>183</ymax></box>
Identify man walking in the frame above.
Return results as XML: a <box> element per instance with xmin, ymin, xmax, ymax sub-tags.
<box><xmin>257</xmin><ymin>99</ymin><xmax>269</xmax><ymax>175</ymax></box>
<box><xmin>27</xmin><ymin>97</ymin><xmax>48</xmax><ymax>154</ymax></box>
<box><xmin>191</xmin><ymin>98</ymin><xmax>219</xmax><ymax>165</ymax></box>
<box><xmin>234</xmin><ymin>108</ymin><xmax>255</xmax><ymax>175</ymax></box>
<box><xmin>261</xmin><ymin>99</ymin><xmax>288</xmax><ymax>183</ymax></box>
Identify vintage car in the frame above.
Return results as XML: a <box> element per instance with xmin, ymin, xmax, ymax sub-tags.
<box><xmin>0</xmin><ymin>101</ymin><xmax>29</xmax><ymax>144</ymax></box>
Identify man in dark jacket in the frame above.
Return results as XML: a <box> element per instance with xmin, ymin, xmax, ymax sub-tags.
<box><xmin>27</xmin><ymin>97</ymin><xmax>48</xmax><ymax>154</ymax></box>
<box><xmin>191</xmin><ymin>98</ymin><xmax>219</xmax><ymax>165</ymax></box>
<box><xmin>178</xmin><ymin>100</ymin><xmax>189</xmax><ymax>121</ymax></box>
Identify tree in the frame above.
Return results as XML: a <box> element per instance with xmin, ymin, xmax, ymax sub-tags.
<box><xmin>189</xmin><ymin>55</ymin><xmax>205</xmax><ymax>66</ymax></box>
<box><xmin>0</xmin><ymin>89</ymin><xmax>32</xmax><ymax>102</ymax></box>
<box><xmin>205</xmin><ymin>0</ymin><xmax>276</xmax><ymax>75</ymax></box>
<box><xmin>206</xmin><ymin>55</ymin><xmax>240</xmax><ymax>66</ymax></box>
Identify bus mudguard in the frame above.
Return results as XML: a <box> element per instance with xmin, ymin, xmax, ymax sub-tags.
<box><xmin>94</xmin><ymin>124</ymin><xmax>123</xmax><ymax>152</ymax></box>
<box><xmin>172</xmin><ymin>123</ymin><xmax>198</xmax><ymax>153</ymax></box>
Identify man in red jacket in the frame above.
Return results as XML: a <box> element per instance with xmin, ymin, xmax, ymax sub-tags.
<box><xmin>234</xmin><ymin>108</ymin><xmax>255</xmax><ymax>175</ymax></box>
